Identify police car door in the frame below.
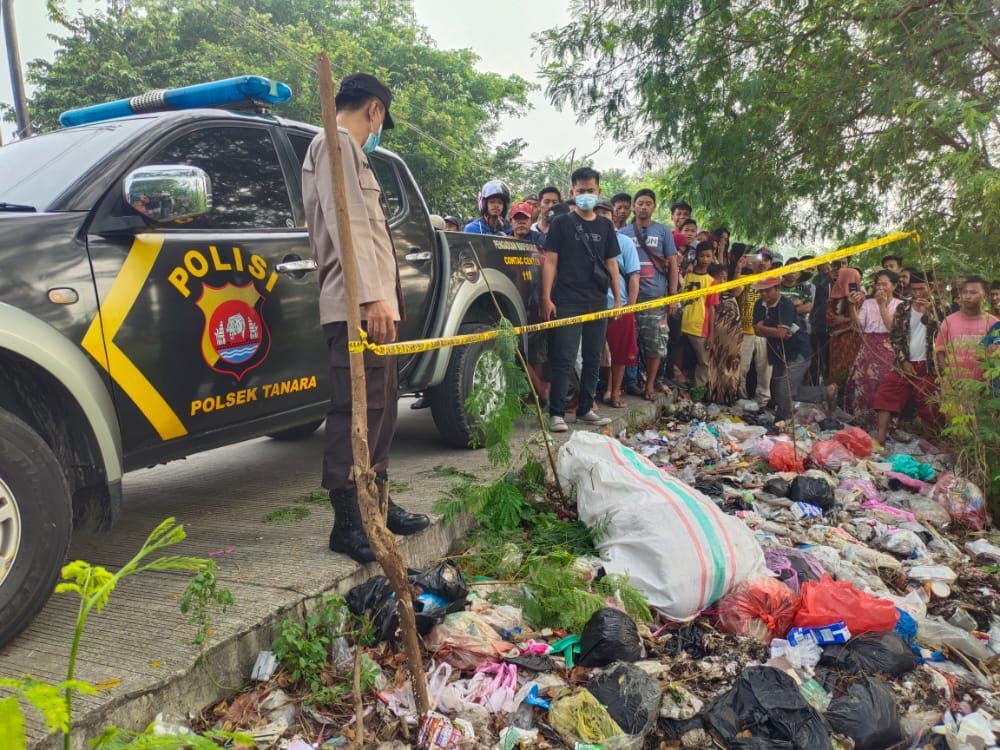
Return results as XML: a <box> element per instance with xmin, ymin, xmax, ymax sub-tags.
<box><xmin>86</xmin><ymin>121</ymin><xmax>327</xmax><ymax>464</ymax></box>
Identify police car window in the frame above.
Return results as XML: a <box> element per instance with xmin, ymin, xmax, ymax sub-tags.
<box><xmin>288</xmin><ymin>133</ymin><xmax>403</xmax><ymax>222</ymax></box>
<box><xmin>148</xmin><ymin>126</ymin><xmax>294</xmax><ymax>229</ymax></box>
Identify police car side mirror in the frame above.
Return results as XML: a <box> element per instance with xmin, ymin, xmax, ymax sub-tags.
<box><xmin>123</xmin><ymin>165</ymin><xmax>212</xmax><ymax>224</ymax></box>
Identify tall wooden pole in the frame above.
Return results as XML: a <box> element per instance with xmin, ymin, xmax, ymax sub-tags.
<box><xmin>316</xmin><ymin>53</ymin><xmax>430</xmax><ymax>716</ymax></box>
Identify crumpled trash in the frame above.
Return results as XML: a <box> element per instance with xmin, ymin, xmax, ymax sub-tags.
<box><xmin>933</xmin><ymin>473</ymin><xmax>991</xmax><ymax>530</ymax></box>
<box><xmin>424</xmin><ymin>611</ymin><xmax>514</xmax><ymax>670</ymax></box>
<box><xmin>548</xmin><ymin>689</ymin><xmax>625</xmax><ymax>747</ymax></box>
<box><xmin>824</xmin><ymin>677</ymin><xmax>902</xmax><ymax>750</ymax></box>
<box><xmin>838</xmin><ymin>477</ymin><xmax>881</xmax><ymax>503</ymax></box>
<box><xmin>703</xmin><ymin>666</ymin><xmax>832</xmax><ymax>749</ymax></box>
<box><xmin>717</xmin><ymin>576</ymin><xmax>800</xmax><ymax>643</ymax></box>
<box><xmin>770</xmin><ymin>636</ymin><xmax>822</xmax><ymax>669</ymax></box>
<box><xmin>889</xmin><ymin>453</ymin><xmax>936</xmax><ymax>481</ymax></box>
<box><xmin>878</xmin><ymin>529</ymin><xmax>928</xmax><ymax>558</ymax></box>
<box><xmin>966</xmin><ymin>538</ymin><xmax>1000</xmax><ymax>563</ymax></box>
<box><xmin>586</xmin><ymin>662</ymin><xmax>662</xmax><ymax>737</ymax></box>
<box><xmin>809</xmin><ymin>439</ymin><xmax>856</xmax><ymax>471</ymax></box>
<box><xmin>763</xmin><ymin>476</ymin><xmax>791</xmax><ymax>497</ymax></box>
<box><xmin>818</xmin><ymin>632</ymin><xmax>917</xmax><ymax>676</ymax></box>
<box><xmin>833</xmin><ymin>426</ymin><xmax>873</xmax><ymax>457</ymax></box>
<box><xmin>764</xmin><ymin>547</ymin><xmax>824</xmax><ymax>594</ymax></box>
<box><xmin>794</xmin><ymin>577</ymin><xmax>899</xmax><ymax>634</ymax></box>
<box><xmin>789</xmin><ymin>473</ymin><xmax>835</xmax><ymax>511</ymax></box>
<box><xmin>660</xmin><ymin>684</ymin><xmax>704</xmax><ymax>720</ymax></box>
<box><xmin>932</xmin><ymin>710</ymin><xmax>998</xmax><ymax>750</ymax></box>
<box><xmin>917</xmin><ymin>616</ymin><xmax>992</xmax><ymax>662</ymax></box>
<box><xmin>578</xmin><ymin>608</ymin><xmax>642</xmax><ymax>667</ymax></box>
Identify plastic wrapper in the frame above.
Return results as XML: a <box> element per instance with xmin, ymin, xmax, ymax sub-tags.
<box><xmin>578</xmin><ymin>608</ymin><xmax>642</xmax><ymax>667</ymax></box>
<box><xmin>837</xmin><ymin>477</ymin><xmax>881</xmax><ymax>503</ymax></box>
<box><xmin>586</xmin><ymin>662</ymin><xmax>661</xmax><ymax>737</ymax></box>
<box><xmin>832</xmin><ymin>426</ymin><xmax>873</xmax><ymax>457</ymax></box>
<box><xmin>764</xmin><ymin>548</ymin><xmax>824</xmax><ymax>594</ymax></box>
<box><xmin>703</xmin><ymin>666</ymin><xmax>832</xmax><ymax>750</ymax></box>
<box><xmin>424</xmin><ymin>611</ymin><xmax>514</xmax><ymax>670</ymax></box>
<box><xmin>548</xmin><ymin>689</ymin><xmax>626</xmax><ymax>748</ymax></box>
<box><xmin>793</xmin><ymin>577</ymin><xmax>899</xmax><ymax>634</ymax></box>
<box><xmin>808</xmin><ymin>439</ymin><xmax>855</xmax><ymax>471</ymax></box>
<box><xmin>889</xmin><ymin>453</ymin><xmax>936</xmax><ymax>481</ymax></box>
<box><xmin>932</xmin><ymin>472</ymin><xmax>990</xmax><ymax>530</ymax></box>
<box><xmin>819</xmin><ymin>632</ymin><xmax>917</xmax><ymax>676</ymax></box>
<box><xmin>717</xmin><ymin>576</ymin><xmax>800</xmax><ymax>643</ymax></box>
<box><xmin>825</xmin><ymin>677</ymin><xmax>902</xmax><ymax>750</ymax></box>
<box><xmin>789</xmin><ymin>474</ymin><xmax>835</xmax><ymax>511</ymax></box>
<box><xmin>916</xmin><ymin>616</ymin><xmax>992</xmax><ymax>662</ymax></box>
<box><xmin>770</xmin><ymin>637</ymin><xmax>822</xmax><ymax>669</ymax></box>
<box><xmin>767</xmin><ymin>442</ymin><xmax>806</xmax><ymax>473</ymax></box>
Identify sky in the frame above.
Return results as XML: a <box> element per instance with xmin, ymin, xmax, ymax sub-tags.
<box><xmin>0</xmin><ymin>0</ymin><xmax>631</xmax><ymax>170</ymax></box>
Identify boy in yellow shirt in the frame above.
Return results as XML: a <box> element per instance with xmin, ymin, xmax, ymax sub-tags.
<box><xmin>681</xmin><ymin>241</ymin><xmax>716</xmax><ymax>388</ymax></box>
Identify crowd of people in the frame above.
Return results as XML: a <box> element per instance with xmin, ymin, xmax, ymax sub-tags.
<box><xmin>434</xmin><ymin>170</ymin><xmax>1000</xmax><ymax>441</ymax></box>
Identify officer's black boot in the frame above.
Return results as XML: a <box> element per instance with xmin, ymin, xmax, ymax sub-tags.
<box><xmin>376</xmin><ymin>472</ymin><xmax>430</xmax><ymax>536</ymax></box>
<box><xmin>328</xmin><ymin>489</ymin><xmax>376</xmax><ymax>563</ymax></box>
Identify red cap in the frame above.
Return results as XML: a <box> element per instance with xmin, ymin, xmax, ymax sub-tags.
<box><xmin>509</xmin><ymin>201</ymin><xmax>533</xmax><ymax>219</ymax></box>
<box><xmin>754</xmin><ymin>277</ymin><xmax>782</xmax><ymax>290</ymax></box>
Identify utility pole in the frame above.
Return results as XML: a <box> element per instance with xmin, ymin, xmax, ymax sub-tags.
<box><xmin>2</xmin><ymin>0</ymin><xmax>32</xmax><ymax>139</ymax></box>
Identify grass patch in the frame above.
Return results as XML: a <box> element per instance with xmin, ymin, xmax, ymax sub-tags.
<box><xmin>295</xmin><ymin>490</ymin><xmax>329</xmax><ymax>505</ymax></box>
<box><xmin>264</xmin><ymin>506</ymin><xmax>311</xmax><ymax>524</ymax></box>
<box><xmin>420</xmin><ymin>465</ymin><xmax>477</xmax><ymax>481</ymax></box>
<box><xmin>389</xmin><ymin>480</ymin><xmax>412</xmax><ymax>493</ymax></box>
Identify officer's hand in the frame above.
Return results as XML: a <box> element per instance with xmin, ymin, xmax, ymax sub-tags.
<box><xmin>363</xmin><ymin>300</ymin><xmax>397</xmax><ymax>345</ymax></box>
<box><xmin>541</xmin><ymin>298</ymin><xmax>557</xmax><ymax>321</ymax></box>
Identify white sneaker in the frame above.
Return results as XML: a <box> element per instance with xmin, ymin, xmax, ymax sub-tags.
<box><xmin>549</xmin><ymin>416</ymin><xmax>569</xmax><ymax>433</ymax></box>
<box><xmin>577</xmin><ymin>410</ymin><xmax>612</xmax><ymax>426</ymax></box>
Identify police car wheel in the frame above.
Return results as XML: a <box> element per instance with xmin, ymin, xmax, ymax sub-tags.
<box><xmin>429</xmin><ymin>323</ymin><xmax>505</xmax><ymax>449</ymax></box>
<box><xmin>0</xmin><ymin>407</ymin><xmax>72</xmax><ymax>647</ymax></box>
<box><xmin>268</xmin><ymin>420</ymin><xmax>324</xmax><ymax>441</ymax></box>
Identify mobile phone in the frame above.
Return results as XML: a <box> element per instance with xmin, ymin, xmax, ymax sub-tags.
<box><xmin>848</xmin><ymin>282</ymin><xmax>859</xmax><ymax>294</ymax></box>
<box><xmin>789</xmin><ymin>323</ymin><xmax>800</xmax><ymax>334</ymax></box>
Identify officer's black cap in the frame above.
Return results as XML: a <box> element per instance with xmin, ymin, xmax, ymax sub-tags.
<box><xmin>336</xmin><ymin>73</ymin><xmax>395</xmax><ymax>130</ymax></box>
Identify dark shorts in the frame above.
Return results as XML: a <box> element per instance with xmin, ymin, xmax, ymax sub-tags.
<box><xmin>606</xmin><ymin>313</ymin><xmax>638</xmax><ymax>365</ymax></box>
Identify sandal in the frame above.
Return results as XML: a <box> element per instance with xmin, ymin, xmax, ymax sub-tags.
<box><xmin>608</xmin><ymin>394</ymin><xmax>626</xmax><ymax>408</ymax></box>
<box><xmin>643</xmin><ymin>390</ymin><xmax>657</xmax><ymax>402</ymax></box>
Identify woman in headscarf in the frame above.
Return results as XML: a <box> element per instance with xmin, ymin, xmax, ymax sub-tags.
<box><xmin>826</xmin><ymin>266</ymin><xmax>864</xmax><ymax>390</ymax></box>
<box><xmin>843</xmin><ymin>269</ymin><xmax>902</xmax><ymax>428</ymax></box>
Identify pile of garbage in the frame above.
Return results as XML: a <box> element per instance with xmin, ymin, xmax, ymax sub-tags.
<box><xmin>204</xmin><ymin>399</ymin><xmax>1000</xmax><ymax>749</ymax></box>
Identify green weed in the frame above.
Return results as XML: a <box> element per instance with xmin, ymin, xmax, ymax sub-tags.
<box><xmin>264</xmin><ymin>506</ymin><xmax>311</xmax><ymax>523</ymax></box>
<box><xmin>295</xmin><ymin>490</ymin><xmax>329</xmax><ymax>505</ymax></box>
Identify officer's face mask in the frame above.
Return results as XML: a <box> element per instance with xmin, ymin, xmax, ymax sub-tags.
<box><xmin>362</xmin><ymin>103</ymin><xmax>384</xmax><ymax>155</ymax></box>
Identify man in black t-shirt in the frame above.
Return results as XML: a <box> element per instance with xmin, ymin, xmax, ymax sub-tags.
<box><xmin>540</xmin><ymin>167</ymin><xmax>621</xmax><ymax>433</ymax></box>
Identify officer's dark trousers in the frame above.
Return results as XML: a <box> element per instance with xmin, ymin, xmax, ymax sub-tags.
<box><xmin>322</xmin><ymin>322</ymin><xmax>398</xmax><ymax>491</ymax></box>
<box><xmin>548</xmin><ymin>306</ymin><xmax>608</xmax><ymax>419</ymax></box>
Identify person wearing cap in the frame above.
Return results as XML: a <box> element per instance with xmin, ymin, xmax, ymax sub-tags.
<box><xmin>443</xmin><ymin>216</ymin><xmax>462</xmax><ymax>232</ymax></box>
<box><xmin>873</xmin><ymin>270</ymin><xmax>944</xmax><ymax>445</ymax></box>
<box><xmin>752</xmin><ymin>277</ymin><xmax>833</xmax><ymax>420</ymax></box>
<box><xmin>523</xmin><ymin>193</ymin><xmax>540</xmax><ymax>223</ymax></box>
<box><xmin>507</xmin><ymin>201</ymin><xmax>546</xmax><ymax>247</ymax></box>
<box><xmin>302</xmin><ymin>72</ymin><xmax>428</xmax><ymax>564</ymax></box>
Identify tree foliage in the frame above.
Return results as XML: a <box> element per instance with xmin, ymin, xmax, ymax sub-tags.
<box><xmin>24</xmin><ymin>0</ymin><xmax>530</xmax><ymax>215</ymax></box>
<box><xmin>538</xmin><ymin>0</ymin><xmax>1000</xmax><ymax>272</ymax></box>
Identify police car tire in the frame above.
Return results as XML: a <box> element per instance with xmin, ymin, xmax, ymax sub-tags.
<box><xmin>429</xmin><ymin>323</ymin><xmax>499</xmax><ymax>449</ymax></box>
<box><xmin>0</xmin><ymin>408</ymin><xmax>72</xmax><ymax>647</ymax></box>
<box><xmin>268</xmin><ymin>420</ymin><xmax>324</xmax><ymax>441</ymax></box>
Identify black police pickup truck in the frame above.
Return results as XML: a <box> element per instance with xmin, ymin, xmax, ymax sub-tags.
<box><xmin>0</xmin><ymin>77</ymin><xmax>540</xmax><ymax>645</ymax></box>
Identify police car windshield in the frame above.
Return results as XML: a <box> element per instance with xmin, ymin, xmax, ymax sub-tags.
<box><xmin>0</xmin><ymin>120</ymin><xmax>148</xmax><ymax>209</ymax></box>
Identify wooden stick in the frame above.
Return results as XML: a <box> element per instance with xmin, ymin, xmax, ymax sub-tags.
<box><xmin>315</xmin><ymin>52</ymin><xmax>430</xmax><ymax>716</ymax></box>
<box><xmin>352</xmin><ymin>646</ymin><xmax>364</xmax><ymax>750</ymax></box>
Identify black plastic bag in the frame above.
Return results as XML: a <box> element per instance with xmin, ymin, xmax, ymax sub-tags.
<box><xmin>731</xmin><ymin>740</ymin><xmax>795</xmax><ymax>750</ymax></box>
<box><xmin>577</xmin><ymin>608</ymin><xmax>642</xmax><ymax>667</ymax></box>
<box><xmin>504</xmin><ymin>653</ymin><xmax>554</xmax><ymax>671</ymax></box>
<box><xmin>672</xmin><ymin>622</ymin><xmax>709</xmax><ymax>658</ymax></box>
<box><xmin>586</xmin><ymin>662</ymin><xmax>661</xmax><ymax>736</ymax></box>
<box><xmin>346</xmin><ymin>561</ymin><xmax>469</xmax><ymax>643</ymax></box>
<box><xmin>819</xmin><ymin>632</ymin><xmax>917</xmax><ymax>677</ymax></box>
<box><xmin>704</xmin><ymin>666</ymin><xmax>832</xmax><ymax>750</ymax></box>
<box><xmin>763</xmin><ymin>477</ymin><xmax>791</xmax><ymax>497</ymax></box>
<box><xmin>789</xmin><ymin>476</ymin><xmax>835</xmax><ymax>510</ymax></box>
<box><xmin>818</xmin><ymin>417</ymin><xmax>843</xmax><ymax>431</ymax></box>
<box><xmin>825</xmin><ymin>677</ymin><xmax>901</xmax><ymax>750</ymax></box>
<box><xmin>695</xmin><ymin>478</ymin><xmax>725</xmax><ymax>498</ymax></box>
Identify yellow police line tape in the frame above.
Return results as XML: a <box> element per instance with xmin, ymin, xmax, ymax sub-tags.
<box><xmin>349</xmin><ymin>230</ymin><xmax>917</xmax><ymax>356</ymax></box>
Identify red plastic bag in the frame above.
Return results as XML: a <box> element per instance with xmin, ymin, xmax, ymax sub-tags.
<box><xmin>809</xmin><ymin>439</ymin><xmax>855</xmax><ymax>471</ymax></box>
<box><xmin>793</xmin><ymin>577</ymin><xmax>899</xmax><ymax>634</ymax></box>
<box><xmin>768</xmin><ymin>442</ymin><xmax>805</xmax><ymax>473</ymax></box>
<box><xmin>932</xmin><ymin>472</ymin><xmax>991</xmax><ymax>530</ymax></box>
<box><xmin>717</xmin><ymin>576</ymin><xmax>801</xmax><ymax>643</ymax></box>
<box><xmin>833</xmin><ymin>427</ymin><xmax>873</xmax><ymax>458</ymax></box>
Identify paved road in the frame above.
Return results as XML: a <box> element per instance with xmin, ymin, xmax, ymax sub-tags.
<box><xmin>0</xmin><ymin>395</ymin><xmax>659</xmax><ymax>748</ymax></box>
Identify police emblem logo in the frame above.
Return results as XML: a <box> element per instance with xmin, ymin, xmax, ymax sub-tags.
<box><xmin>196</xmin><ymin>282</ymin><xmax>271</xmax><ymax>381</ymax></box>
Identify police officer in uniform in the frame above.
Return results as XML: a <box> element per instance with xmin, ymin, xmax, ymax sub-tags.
<box><xmin>302</xmin><ymin>73</ymin><xmax>429</xmax><ymax>563</ymax></box>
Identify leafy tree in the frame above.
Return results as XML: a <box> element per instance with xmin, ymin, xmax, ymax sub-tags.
<box><xmin>538</xmin><ymin>0</ymin><xmax>1000</xmax><ymax>272</ymax></box>
<box><xmin>24</xmin><ymin>0</ymin><xmax>530</xmax><ymax>215</ymax></box>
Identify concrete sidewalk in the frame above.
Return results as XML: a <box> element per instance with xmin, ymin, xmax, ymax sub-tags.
<box><xmin>0</xmin><ymin>395</ymin><xmax>663</xmax><ymax>749</ymax></box>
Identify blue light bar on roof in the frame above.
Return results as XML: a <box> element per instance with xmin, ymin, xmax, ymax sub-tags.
<box><xmin>58</xmin><ymin>75</ymin><xmax>293</xmax><ymax>127</ymax></box>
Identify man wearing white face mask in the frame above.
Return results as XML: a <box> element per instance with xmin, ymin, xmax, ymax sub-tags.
<box><xmin>302</xmin><ymin>73</ymin><xmax>428</xmax><ymax>564</ymax></box>
<box><xmin>540</xmin><ymin>167</ymin><xmax>621</xmax><ymax>433</ymax></box>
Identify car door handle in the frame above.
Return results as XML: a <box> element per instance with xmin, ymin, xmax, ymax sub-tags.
<box><xmin>276</xmin><ymin>258</ymin><xmax>318</xmax><ymax>273</ymax></box>
<box><xmin>404</xmin><ymin>251</ymin><xmax>432</xmax><ymax>263</ymax></box>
